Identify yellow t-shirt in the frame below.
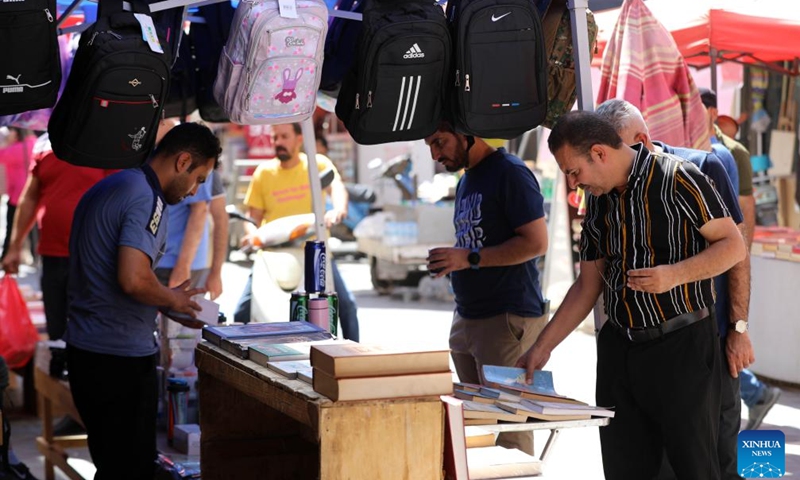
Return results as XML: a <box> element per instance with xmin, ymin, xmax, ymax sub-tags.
<box><xmin>244</xmin><ymin>153</ymin><xmax>336</xmax><ymax>225</ymax></box>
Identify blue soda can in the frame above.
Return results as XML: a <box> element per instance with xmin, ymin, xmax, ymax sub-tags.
<box><xmin>304</xmin><ymin>240</ymin><xmax>326</xmax><ymax>294</ymax></box>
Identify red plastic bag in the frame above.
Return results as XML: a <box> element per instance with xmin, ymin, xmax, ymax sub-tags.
<box><xmin>0</xmin><ymin>276</ymin><xmax>39</xmax><ymax>369</ymax></box>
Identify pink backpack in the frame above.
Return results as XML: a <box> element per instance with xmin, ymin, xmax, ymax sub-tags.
<box><xmin>214</xmin><ymin>0</ymin><xmax>328</xmax><ymax>124</ymax></box>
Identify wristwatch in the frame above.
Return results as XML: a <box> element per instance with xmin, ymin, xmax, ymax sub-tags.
<box><xmin>467</xmin><ymin>248</ymin><xmax>481</xmax><ymax>270</ymax></box>
<box><xmin>730</xmin><ymin>319</ymin><xmax>748</xmax><ymax>334</ymax></box>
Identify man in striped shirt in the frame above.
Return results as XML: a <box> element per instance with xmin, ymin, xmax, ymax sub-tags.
<box><xmin>597</xmin><ymin>99</ymin><xmax>752</xmax><ymax>480</ymax></box>
<box><xmin>518</xmin><ymin>111</ymin><xmax>746</xmax><ymax>479</ymax></box>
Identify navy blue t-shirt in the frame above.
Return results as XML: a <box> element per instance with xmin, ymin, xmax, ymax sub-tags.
<box><xmin>657</xmin><ymin>142</ymin><xmax>744</xmax><ymax>338</ymax></box>
<box><xmin>64</xmin><ymin>166</ymin><xmax>168</xmax><ymax>357</ymax></box>
<box><xmin>451</xmin><ymin>148</ymin><xmax>546</xmax><ymax>318</ymax></box>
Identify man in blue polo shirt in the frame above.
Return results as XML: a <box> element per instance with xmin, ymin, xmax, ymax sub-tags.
<box><xmin>64</xmin><ymin>123</ymin><xmax>221</xmax><ymax>480</ymax></box>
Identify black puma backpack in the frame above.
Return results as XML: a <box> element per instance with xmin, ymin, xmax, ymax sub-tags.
<box><xmin>335</xmin><ymin>0</ymin><xmax>451</xmax><ymax>145</ymax></box>
<box><xmin>48</xmin><ymin>0</ymin><xmax>171</xmax><ymax>169</ymax></box>
<box><xmin>447</xmin><ymin>0</ymin><xmax>547</xmax><ymax>139</ymax></box>
<box><xmin>0</xmin><ymin>0</ymin><xmax>61</xmax><ymax>116</ymax></box>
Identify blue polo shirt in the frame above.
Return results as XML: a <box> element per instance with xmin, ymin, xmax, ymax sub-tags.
<box><xmin>157</xmin><ymin>172</ymin><xmax>213</xmax><ymax>271</ymax></box>
<box><xmin>64</xmin><ymin>166</ymin><xmax>168</xmax><ymax>357</ymax></box>
<box><xmin>655</xmin><ymin>142</ymin><xmax>744</xmax><ymax>338</ymax></box>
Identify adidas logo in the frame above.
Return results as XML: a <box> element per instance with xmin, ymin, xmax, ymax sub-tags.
<box><xmin>403</xmin><ymin>43</ymin><xmax>425</xmax><ymax>59</ymax></box>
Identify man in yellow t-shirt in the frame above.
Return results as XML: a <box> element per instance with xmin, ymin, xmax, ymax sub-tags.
<box><xmin>233</xmin><ymin>124</ymin><xmax>359</xmax><ymax>341</ymax></box>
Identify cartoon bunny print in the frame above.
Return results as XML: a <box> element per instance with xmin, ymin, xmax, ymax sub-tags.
<box><xmin>274</xmin><ymin>68</ymin><xmax>302</xmax><ymax>104</ymax></box>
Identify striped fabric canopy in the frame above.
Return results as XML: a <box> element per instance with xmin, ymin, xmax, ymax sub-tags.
<box><xmin>596</xmin><ymin>0</ymin><xmax>710</xmax><ymax>151</ymax></box>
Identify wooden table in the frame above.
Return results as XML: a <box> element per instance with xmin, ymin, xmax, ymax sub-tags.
<box><xmin>195</xmin><ymin>342</ymin><xmax>445</xmax><ymax>480</ymax></box>
<box><xmin>33</xmin><ymin>366</ymin><xmax>88</xmax><ymax>480</ymax></box>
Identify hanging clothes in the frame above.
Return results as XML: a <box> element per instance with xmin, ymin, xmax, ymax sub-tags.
<box><xmin>596</xmin><ymin>0</ymin><xmax>710</xmax><ymax>151</ymax></box>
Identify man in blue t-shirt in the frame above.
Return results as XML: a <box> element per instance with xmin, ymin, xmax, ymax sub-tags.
<box><xmin>64</xmin><ymin>123</ymin><xmax>221</xmax><ymax>480</ymax></box>
<box><xmin>425</xmin><ymin>122</ymin><xmax>548</xmax><ymax>455</ymax></box>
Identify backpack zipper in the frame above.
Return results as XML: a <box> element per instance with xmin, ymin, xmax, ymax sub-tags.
<box><xmin>367</xmin><ymin>91</ymin><xmax>372</xmax><ymax>108</ymax></box>
<box><xmin>44</xmin><ymin>8</ymin><xmax>53</xmax><ymax>22</ymax></box>
<box><xmin>355</xmin><ymin>93</ymin><xmax>360</xmax><ymax>110</ymax></box>
<box><xmin>88</xmin><ymin>30</ymin><xmax>123</xmax><ymax>46</ymax></box>
<box><xmin>464</xmin><ymin>74</ymin><xmax>470</xmax><ymax>92</ymax></box>
<box><xmin>455</xmin><ymin>70</ymin><xmax>460</xmax><ymax>87</ymax></box>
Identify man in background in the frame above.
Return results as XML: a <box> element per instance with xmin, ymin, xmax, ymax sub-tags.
<box><xmin>425</xmin><ymin>122</ymin><xmax>548</xmax><ymax>455</ymax></box>
<box><xmin>235</xmin><ymin>123</ymin><xmax>360</xmax><ymax>341</ymax></box>
<box><xmin>700</xmin><ymin>88</ymin><xmax>782</xmax><ymax>431</ymax></box>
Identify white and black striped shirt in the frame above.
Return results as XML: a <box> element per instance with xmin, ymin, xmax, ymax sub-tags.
<box><xmin>580</xmin><ymin>145</ymin><xmax>731</xmax><ymax>329</ymax></box>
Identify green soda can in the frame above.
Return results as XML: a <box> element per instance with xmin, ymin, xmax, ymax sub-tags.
<box><xmin>320</xmin><ymin>292</ymin><xmax>339</xmax><ymax>337</ymax></box>
<box><xmin>290</xmin><ymin>291</ymin><xmax>310</xmax><ymax>322</ymax></box>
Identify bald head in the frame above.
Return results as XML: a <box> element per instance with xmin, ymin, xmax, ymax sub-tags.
<box><xmin>596</xmin><ymin>99</ymin><xmax>654</xmax><ymax>150</ymax></box>
<box><xmin>716</xmin><ymin>115</ymin><xmax>739</xmax><ymax>138</ymax></box>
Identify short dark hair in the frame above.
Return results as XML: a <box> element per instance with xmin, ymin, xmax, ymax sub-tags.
<box><xmin>154</xmin><ymin>122</ymin><xmax>221</xmax><ymax>170</ymax></box>
<box><xmin>548</xmin><ymin>111</ymin><xmax>624</xmax><ymax>156</ymax></box>
<box><xmin>315</xmin><ymin>133</ymin><xmax>328</xmax><ymax>150</ymax></box>
<box><xmin>290</xmin><ymin>123</ymin><xmax>302</xmax><ymax>135</ymax></box>
<box><xmin>699</xmin><ymin>88</ymin><xmax>717</xmax><ymax>109</ymax></box>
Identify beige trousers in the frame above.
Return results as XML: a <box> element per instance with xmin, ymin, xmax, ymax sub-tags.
<box><xmin>450</xmin><ymin>310</ymin><xmax>548</xmax><ymax>455</ymax></box>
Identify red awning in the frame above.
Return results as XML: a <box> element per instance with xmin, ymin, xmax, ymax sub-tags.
<box><xmin>594</xmin><ymin>0</ymin><xmax>800</xmax><ymax>71</ymax></box>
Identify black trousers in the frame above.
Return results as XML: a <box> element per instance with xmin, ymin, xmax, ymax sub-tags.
<box><xmin>656</xmin><ymin>335</ymin><xmax>743</xmax><ymax>480</ymax></box>
<box><xmin>596</xmin><ymin>316</ymin><xmax>721</xmax><ymax>480</ymax></box>
<box><xmin>67</xmin><ymin>345</ymin><xmax>158</xmax><ymax>480</ymax></box>
<box><xmin>41</xmin><ymin>256</ymin><xmax>70</xmax><ymax>340</ymax></box>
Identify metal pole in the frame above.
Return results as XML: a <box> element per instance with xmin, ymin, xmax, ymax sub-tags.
<box><xmin>568</xmin><ymin>0</ymin><xmax>594</xmax><ymax>112</ymax></box>
<box><xmin>710</xmin><ymin>48</ymin><xmax>718</xmax><ymax>92</ymax></box>
<box><xmin>301</xmin><ymin>118</ymin><xmax>327</xmax><ymax>243</ymax></box>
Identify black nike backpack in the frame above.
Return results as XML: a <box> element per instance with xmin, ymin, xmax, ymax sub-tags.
<box><xmin>48</xmin><ymin>0</ymin><xmax>171</xmax><ymax>169</ymax></box>
<box><xmin>446</xmin><ymin>0</ymin><xmax>547</xmax><ymax>139</ymax></box>
<box><xmin>335</xmin><ymin>0</ymin><xmax>451</xmax><ymax>145</ymax></box>
<box><xmin>0</xmin><ymin>0</ymin><xmax>61</xmax><ymax>116</ymax></box>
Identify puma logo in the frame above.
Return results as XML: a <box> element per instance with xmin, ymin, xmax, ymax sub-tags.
<box><xmin>6</xmin><ymin>74</ymin><xmax>21</xmax><ymax>85</ymax></box>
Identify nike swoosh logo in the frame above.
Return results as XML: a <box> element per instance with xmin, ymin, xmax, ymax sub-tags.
<box><xmin>491</xmin><ymin>12</ymin><xmax>511</xmax><ymax>22</ymax></box>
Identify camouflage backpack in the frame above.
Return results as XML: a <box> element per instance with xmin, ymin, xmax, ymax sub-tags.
<box><xmin>541</xmin><ymin>0</ymin><xmax>598</xmax><ymax>129</ymax></box>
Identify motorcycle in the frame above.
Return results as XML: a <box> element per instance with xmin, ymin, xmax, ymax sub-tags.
<box><xmin>226</xmin><ymin>169</ymin><xmax>334</xmax><ymax>323</ymax></box>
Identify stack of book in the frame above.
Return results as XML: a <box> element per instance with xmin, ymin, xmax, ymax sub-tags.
<box><xmin>751</xmin><ymin>226</ymin><xmax>800</xmax><ymax>261</ymax></box>
<box><xmin>310</xmin><ymin>344</ymin><xmax>453</xmax><ymax>401</ymax></box>
<box><xmin>201</xmin><ymin>321</ymin><xmax>333</xmax><ymax>359</ymax></box>
<box><xmin>452</xmin><ymin>366</ymin><xmax>614</xmax><ymax>424</ymax></box>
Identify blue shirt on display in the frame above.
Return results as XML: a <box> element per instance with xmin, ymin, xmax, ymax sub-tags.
<box><xmin>451</xmin><ymin>148</ymin><xmax>546</xmax><ymax>319</ymax></box>
<box><xmin>157</xmin><ymin>172</ymin><xmax>213</xmax><ymax>271</ymax></box>
<box><xmin>656</xmin><ymin>142</ymin><xmax>744</xmax><ymax>338</ymax></box>
<box><xmin>64</xmin><ymin>166</ymin><xmax>168</xmax><ymax>357</ymax></box>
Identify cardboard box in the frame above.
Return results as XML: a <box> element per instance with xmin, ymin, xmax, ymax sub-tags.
<box><xmin>384</xmin><ymin>203</ymin><xmax>455</xmax><ymax>244</ymax></box>
<box><xmin>174</xmin><ymin>424</ymin><xmax>201</xmax><ymax>456</ymax></box>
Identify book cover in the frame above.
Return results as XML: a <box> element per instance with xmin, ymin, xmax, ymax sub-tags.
<box><xmin>202</xmin><ymin>321</ymin><xmax>327</xmax><ymax>346</ymax></box>
<box><xmin>441</xmin><ymin>396</ymin><xmax>469</xmax><ymax>480</ymax></box>
<box><xmin>479</xmin><ymin>387</ymin><xmax>523</xmax><ymax>403</ymax></box>
<box><xmin>496</xmin><ymin>401</ymin><xmax>591</xmax><ymax>421</ymax></box>
<box><xmin>467</xmin><ymin>446</ymin><xmax>542</xmax><ymax>479</ymax></box>
<box><xmin>310</xmin><ymin>344</ymin><xmax>450</xmax><ymax>378</ymax></box>
<box><xmin>312</xmin><ymin>368</ymin><xmax>453</xmax><ymax>401</ymax></box>
<box><xmin>266</xmin><ymin>360</ymin><xmax>312</xmax><ymax>379</ymax></box>
<box><xmin>248</xmin><ymin>339</ymin><xmax>353</xmax><ymax>367</ymax></box>
<box><xmin>454</xmin><ymin>389</ymin><xmax>496</xmax><ymax>404</ymax></box>
<box><xmin>461</xmin><ymin>400</ymin><xmax>528</xmax><ymax>423</ymax></box>
<box><xmin>221</xmin><ymin>331</ymin><xmax>333</xmax><ymax>359</ymax></box>
<box><xmin>482</xmin><ymin>366</ymin><xmax>561</xmax><ymax>397</ymax></box>
<box><xmin>297</xmin><ymin>367</ymin><xmax>313</xmax><ymax>384</ymax></box>
<box><xmin>521</xmin><ymin>399</ymin><xmax>615</xmax><ymax>418</ymax></box>
<box><xmin>454</xmin><ymin>382</ymin><xmax>483</xmax><ymax>393</ymax></box>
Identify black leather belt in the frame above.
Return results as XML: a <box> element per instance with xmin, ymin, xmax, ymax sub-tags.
<box><xmin>613</xmin><ymin>306</ymin><xmax>711</xmax><ymax>343</ymax></box>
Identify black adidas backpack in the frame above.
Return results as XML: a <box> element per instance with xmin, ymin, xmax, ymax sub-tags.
<box><xmin>48</xmin><ymin>0</ymin><xmax>171</xmax><ymax>169</ymax></box>
<box><xmin>446</xmin><ymin>0</ymin><xmax>547</xmax><ymax>139</ymax></box>
<box><xmin>335</xmin><ymin>0</ymin><xmax>451</xmax><ymax>145</ymax></box>
<box><xmin>0</xmin><ymin>0</ymin><xmax>61</xmax><ymax>116</ymax></box>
